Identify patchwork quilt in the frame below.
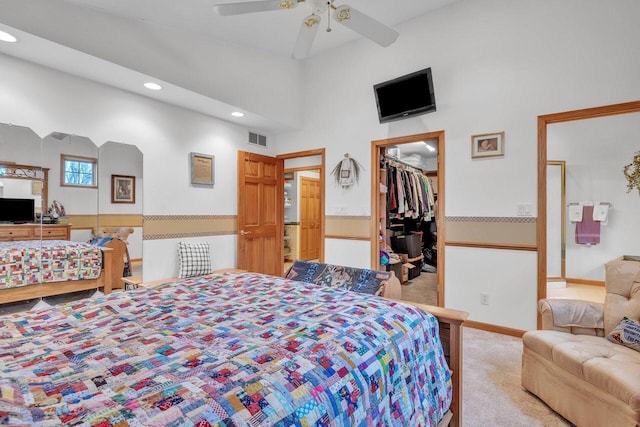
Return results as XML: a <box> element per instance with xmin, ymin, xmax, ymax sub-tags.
<box><xmin>0</xmin><ymin>240</ymin><xmax>102</xmax><ymax>289</ymax></box>
<box><xmin>0</xmin><ymin>272</ymin><xmax>452</xmax><ymax>426</ymax></box>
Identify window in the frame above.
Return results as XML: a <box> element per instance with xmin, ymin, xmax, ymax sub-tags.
<box><xmin>61</xmin><ymin>154</ymin><xmax>97</xmax><ymax>187</ymax></box>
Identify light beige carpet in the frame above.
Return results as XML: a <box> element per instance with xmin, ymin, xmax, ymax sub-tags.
<box><xmin>401</xmin><ymin>271</ymin><xmax>438</xmax><ymax>306</ymax></box>
<box><xmin>462</xmin><ymin>327</ymin><xmax>573</xmax><ymax>426</ymax></box>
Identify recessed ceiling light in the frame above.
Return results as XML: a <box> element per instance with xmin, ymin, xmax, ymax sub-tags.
<box><xmin>231</xmin><ymin>112</ymin><xmax>245</xmax><ymax>117</ymax></box>
<box><xmin>0</xmin><ymin>31</ymin><xmax>17</xmax><ymax>43</ymax></box>
<box><xmin>144</xmin><ymin>82</ymin><xmax>162</xmax><ymax>91</ymax></box>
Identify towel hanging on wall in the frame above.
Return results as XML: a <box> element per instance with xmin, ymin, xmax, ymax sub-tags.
<box><xmin>568</xmin><ymin>203</ymin><xmax>583</xmax><ymax>223</ymax></box>
<box><xmin>593</xmin><ymin>202</ymin><xmax>610</xmax><ymax>224</ymax></box>
<box><xmin>575</xmin><ymin>205</ymin><xmax>600</xmax><ymax>245</ymax></box>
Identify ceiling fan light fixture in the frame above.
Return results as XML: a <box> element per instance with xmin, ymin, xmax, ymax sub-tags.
<box><xmin>335</xmin><ymin>7</ymin><xmax>350</xmax><ymax>22</ymax></box>
<box><xmin>304</xmin><ymin>15</ymin><xmax>320</xmax><ymax>28</ymax></box>
<box><xmin>279</xmin><ymin>0</ymin><xmax>296</xmax><ymax>9</ymax></box>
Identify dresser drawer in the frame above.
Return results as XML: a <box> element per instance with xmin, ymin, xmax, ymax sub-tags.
<box><xmin>0</xmin><ymin>228</ymin><xmax>33</xmax><ymax>240</ymax></box>
<box><xmin>42</xmin><ymin>227</ymin><xmax>69</xmax><ymax>239</ymax></box>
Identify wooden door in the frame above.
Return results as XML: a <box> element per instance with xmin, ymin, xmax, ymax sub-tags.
<box><xmin>300</xmin><ymin>176</ymin><xmax>320</xmax><ymax>260</ymax></box>
<box><xmin>237</xmin><ymin>151</ymin><xmax>283</xmax><ymax>275</ymax></box>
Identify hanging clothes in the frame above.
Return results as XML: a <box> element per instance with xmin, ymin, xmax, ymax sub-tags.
<box><xmin>384</xmin><ymin>157</ymin><xmax>436</xmax><ymax>221</ymax></box>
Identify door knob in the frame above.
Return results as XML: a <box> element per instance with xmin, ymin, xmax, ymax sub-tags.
<box><xmin>240</xmin><ymin>230</ymin><xmax>251</xmax><ymax>235</ymax></box>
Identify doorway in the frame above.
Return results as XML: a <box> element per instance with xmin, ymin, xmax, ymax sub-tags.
<box><xmin>371</xmin><ymin>131</ymin><xmax>445</xmax><ymax>307</ymax></box>
<box><xmin>278</xmin><ymin>149</ymin><xmax>325</xmax><ymax>275</ymax></box>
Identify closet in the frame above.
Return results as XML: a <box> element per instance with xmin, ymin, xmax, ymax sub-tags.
<box><xmin>380</xmin><ymin>151</ymin><xmax>437</xmax><ymax>284</ymax></box>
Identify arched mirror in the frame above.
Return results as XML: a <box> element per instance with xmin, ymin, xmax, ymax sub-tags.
<box><xmin>98</xmin><ymin>141</ymin><xmax>143</xmax><ymax>278</ymax></box>
<box><xmin>538</xmin><ymin>101</ymin><xmax>640</xmax><ymax>324</ymax></box>
<box><xmin>43</xmin><ymin>132</ymin><xmax>99</xmax><ymax>243</ymax></box>
<box><xmin>0</xmin><ymin>124</ymin><xmax>45</xmax><ymax>221</ymax></box>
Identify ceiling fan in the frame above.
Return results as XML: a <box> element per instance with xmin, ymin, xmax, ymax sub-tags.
<box><xmin>213</xmin><ymin>0</ymin><xmax>399</xmax><ymax>59</ymax></box>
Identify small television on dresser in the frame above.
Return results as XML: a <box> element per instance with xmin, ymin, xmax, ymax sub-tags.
<box><xmin>373</xmin><ymin>67</ymin><xmax>436</xmax><ymax>123</ymax></box>
<box><xmin>0</xmin><ymin>198</ymin><xmax>35</xmax><ymax>223</ymax></box>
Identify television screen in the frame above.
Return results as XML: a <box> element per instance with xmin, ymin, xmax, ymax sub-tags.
<box><xmin>0</xmin><ymin>198</ymin><xmax>35</xmax><ymax>223</ymax></box>
<box><xmin>374</xmin><ymin>68</ymin><xmax>436</xmax><ymax>123</ymax></box>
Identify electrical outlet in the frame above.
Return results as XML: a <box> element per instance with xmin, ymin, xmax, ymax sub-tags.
<box><xmin>480</xmin><ymin>293</ymin><xmax>489</xmax><ymax>305</ymax></box>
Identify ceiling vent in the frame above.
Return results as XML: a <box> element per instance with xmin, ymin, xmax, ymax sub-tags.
<box><xmin>249</xmin><ymin>131</ymin><xmax>267</xmax><ymax>147</ymax></box>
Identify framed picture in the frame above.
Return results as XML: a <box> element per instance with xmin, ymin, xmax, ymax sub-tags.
<box><xmin>471</xmin><ymin>132</ymin><xmax>505</xmax><ymax>158</ymax></box>
<box><xmin>111</xmin><ymin>174</ymin><xmax>136</xmax><ymax>204</ymax></box>
<box><xmin>190</xmin><ymin>152</ymin><xmax>215</xmax><ymax>186</ymax></box>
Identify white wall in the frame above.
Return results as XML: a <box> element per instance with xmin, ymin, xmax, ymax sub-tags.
<box><xmin>0</xmin><ymin>52</ymin><xmax>271</xmax><ymax>280</ymax></box>
<box><xmin>276</xmin><ymin>0</ymin><xmax>640</xmax><ymax>330</ymax></box>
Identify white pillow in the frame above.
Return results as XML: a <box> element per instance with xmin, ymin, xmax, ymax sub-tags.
<box><xmin>177</xmin><ymin>242</ymin><xmax>211</xmax><ymax>278</ymax></box>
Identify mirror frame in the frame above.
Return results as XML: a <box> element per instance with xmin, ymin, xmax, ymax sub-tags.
<box><xmin>0</xmin><ymin>161</ymin><xmax>49</xmax><ymax>213</ymax></box>
<box><xmin>536</xmin><ymin>100</ymin><xmax>640</xmax><ymax>328</ymax></box>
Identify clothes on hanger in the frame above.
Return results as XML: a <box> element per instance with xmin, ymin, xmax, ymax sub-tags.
<box><xmin>385</xmin><ymin>157</ymin><xmax>436</xmax><ymax>221</ymax></box>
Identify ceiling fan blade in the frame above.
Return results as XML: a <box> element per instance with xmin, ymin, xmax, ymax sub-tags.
<box><xmin>292</xmin><ymin>15</ymin><xmax>321</xmax><ymax>59</ymax></box>
<box><xmin>333</xmin><ymin>5</ymin><xmax>399</xmax><ymax>47</ymax></box>
<box><xmin>214</xmin><ymin>0</ymin><xmax>299</xmax><ymax>16</ymax></box>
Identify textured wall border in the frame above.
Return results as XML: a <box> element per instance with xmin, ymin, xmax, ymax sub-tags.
<box><xmin>445</xmin><ymin>216</ymin><xmax>537</xmax><ymax>247</ymax></box>
<box><xmin>446</xmin><ymin>216</ymin><xmax>536</xmax><ymax>223</ymax></box>
<box><xmin>143</xmin><ymin>215</ymin><xmax>237</xmax><ymax>240</ymax></box>
<box><xmin>325</xmin><ymin>215</ymin><xmax>371</xmax><ymax>239</ymax></box>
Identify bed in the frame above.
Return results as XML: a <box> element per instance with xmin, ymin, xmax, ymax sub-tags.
<box><xmin>0</xmin><ymin>271</ymin><xmax>462</xmax><ymax>426</ymax></box>
<box><xmin>0</xmin><ymin>238</ymin><xmax>126</xmax><ymax>305</ymax></box>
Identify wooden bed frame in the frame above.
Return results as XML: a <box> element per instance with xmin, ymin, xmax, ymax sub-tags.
<box><xmin>142</xmin><ymin>269</ymin><xmax>468</xmax><ymax>427</ymax></box>
<box><xmin>0</xmin><ymin>238</ymin><xmax>127</xmax><ymax>304</ymax></box>
<box><xmin>382</xmin><ymin>273</ymin><xmax>468</xmax><ymax>427</ymax></box>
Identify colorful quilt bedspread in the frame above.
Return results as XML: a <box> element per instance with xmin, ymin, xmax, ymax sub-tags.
<box><xmin>0</xmin><ymin>272</ymin><xmax>452</xmax><ymax>426</ymax></box>
<box><xmin>0</xmin><ymin>240</ymin><xmax>102</xmax><ymax>289</ymax></box>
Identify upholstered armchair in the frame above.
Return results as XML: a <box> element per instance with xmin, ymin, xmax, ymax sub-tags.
<box><xmin>522</xmin><ymin>258</ymin><xmax>640</xmax><ymax>427</ymax></box>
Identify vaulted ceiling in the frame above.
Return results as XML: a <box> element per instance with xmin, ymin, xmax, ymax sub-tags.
<box><xmin>0</xmin><ymin>0</ymin><xmax>459</xmax><ymax>133</ymax></box>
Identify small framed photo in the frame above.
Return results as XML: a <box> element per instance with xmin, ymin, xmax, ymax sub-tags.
<box><xmin>471</xmin><ymin>132</ymin><xmax>505</xmax><ymax>158</ymax></box>
<box><xmin>190</xmin><ymin>152</ymin><xmax>215</xmax><ymax>186</ymax></box>
<box><xmin>111</xmin><ymin>174</ymin><xmax>136</xmax><ymax>204</ymax></box>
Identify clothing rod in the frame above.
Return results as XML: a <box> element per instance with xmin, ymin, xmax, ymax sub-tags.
<box><xmin>384</xmin><ymin>155</ymin><xmax>425</xmax><ymax>172</ymax></box>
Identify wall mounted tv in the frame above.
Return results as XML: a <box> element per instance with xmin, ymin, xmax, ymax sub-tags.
<box><xmin>373</xmin><ymin>67</ymin><xmax>436</xmax><ymax>123</ymax></box>
<box><xmin>0</xmin><ymin>198</ymin><xmax>35</xmax><ymax>224</ymax></box>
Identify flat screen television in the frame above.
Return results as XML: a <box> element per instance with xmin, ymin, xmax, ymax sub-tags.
<box><xmin>374</xmin><ymin>67</ymin><xmax>436</xmax><ymax>123</ymax></box>
<box><xmin>0</xmin><ymin>198</ymin><xmax>35</xmax><ymax>223</ymax></box>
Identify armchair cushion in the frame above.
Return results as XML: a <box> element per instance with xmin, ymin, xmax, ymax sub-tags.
<box><xmin>607</xmin><ymin>317</ymin><xmax>640</xmax><ymax>352</ymax></box>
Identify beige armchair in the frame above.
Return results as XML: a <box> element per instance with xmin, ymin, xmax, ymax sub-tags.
<box><xmin>522</xmin><ymin>258</ymin><xmax>640</xmax><ymax>427</ymax></box>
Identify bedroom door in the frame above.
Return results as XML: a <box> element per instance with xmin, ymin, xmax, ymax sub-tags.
<box><xmin>299</xmin><ymin>176</ymin><xmax>321</xmax><ymax>260</ymax></box>
<box><xmin>237</xmin><ymin>151</ymin><xmax>284</xmax><ymax>275</ymax></box>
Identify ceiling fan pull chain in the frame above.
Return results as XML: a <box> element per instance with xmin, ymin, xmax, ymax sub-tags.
<box><xmin>326</xmin><ymin>1</ymin><xmax>332</xmax><ymax>32</ymax></box>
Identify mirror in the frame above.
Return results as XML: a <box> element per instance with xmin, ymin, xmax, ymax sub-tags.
<box><xmin>98</xmin><ymin>141</ymin><xmax>144</xmax><ymax>277</ymax></box>
<box><xmin>547</xmin><ymin>112</ymin><xmax>640</xmax><ymax>284</ymax></box>
<box><xmin>43</xmin><ymin>132</ymin><xmax>99</xmax><ymax>244</ymax></box>
<box><xmin>0</xmin><ymin>124</ymin><xmax>45</xmax><ymax>221</ymax></box>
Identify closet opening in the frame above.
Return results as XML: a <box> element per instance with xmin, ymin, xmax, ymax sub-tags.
<box><xmin>371</xmin><ymin>131</ymin><xmax>445</xmax><ymax>307</ymax></box>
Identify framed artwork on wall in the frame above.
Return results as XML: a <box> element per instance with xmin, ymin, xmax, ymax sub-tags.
<box><xmin>190</xmin><ymin>152</ymin><xmax>215</xmax><ymax>186</ymax></box>
<box><xmin>471</xmin><ymin>132</ymin><xmax>505</xmax><ymax>158</ymax></box>
<box><xmin>111</xmin><ymin>174</ymin><xmax>136</xmax><ymax>204</ymax></box>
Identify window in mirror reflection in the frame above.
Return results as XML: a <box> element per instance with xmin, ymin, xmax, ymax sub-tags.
<box><xmin>61</xmin><ymin>154</ymin><xmax>97</xmax><ymax>187</ymax></box>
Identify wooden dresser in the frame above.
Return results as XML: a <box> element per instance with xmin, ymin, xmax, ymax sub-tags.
<box><xmin>0</xmin><ymin>223</ymin><xmax>71</xmax><ymax>241</ymax></box>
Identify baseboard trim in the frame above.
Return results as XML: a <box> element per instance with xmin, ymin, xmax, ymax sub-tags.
<box><xmin>464</xmin><ymin>320</ymin><xmax>526</xmax><ymax>338</ymax></box>
<box><xmin>566</xmin><ymin>277</ymin><xmax>605</xmax><ymax>287</ymax></box>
